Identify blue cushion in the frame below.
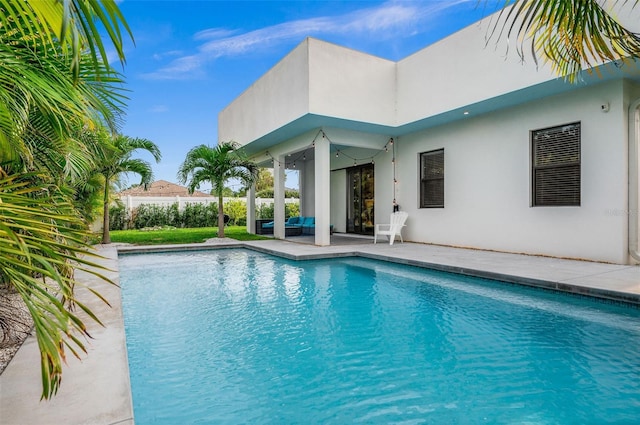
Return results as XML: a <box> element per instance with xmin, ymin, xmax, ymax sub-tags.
<box><xmin>262</xmin><ymin>221</ymin><xmax>274</xmax><ymax>228</ymax></box>
<box><xmin>302</xmin><ymin>216</ymin><xmax>315</xmax><ymax>226</ymax></box>
<box><xmin>286</xmin><ymin>216</ymin><xmax>301</xmax><ymax>225</ymax></box>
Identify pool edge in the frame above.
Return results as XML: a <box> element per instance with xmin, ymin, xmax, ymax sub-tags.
<box><xmin>117</xmin><ymin>241</ymin><xmax>640</xmax><ymax>307</ymax></box>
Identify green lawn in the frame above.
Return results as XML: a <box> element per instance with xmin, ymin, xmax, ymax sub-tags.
<box><xmin>108</xmin><ymin>226</ymin><xmax>270</xmax><ymax>245</ymax></box>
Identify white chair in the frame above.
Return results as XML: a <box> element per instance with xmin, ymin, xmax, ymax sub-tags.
<box><xmin>374</xmin><ymin>211</ymin><xmax>408</xmax><ymax>245</ymax></box>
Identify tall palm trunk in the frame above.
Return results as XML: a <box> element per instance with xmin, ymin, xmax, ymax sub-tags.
<box><xmin>102</xmin><ymin>180</ymin><xmax>111</xmax><ymax>244</ymax></box>
<box><xmin>217</xmin><ymin>191</ymin><xmax>225</xmax><ymax>238</ymax></box>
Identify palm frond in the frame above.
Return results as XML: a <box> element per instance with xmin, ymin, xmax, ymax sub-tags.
<box><xmin>489</xmin><ymin>0</ymin><xmax>640</xmax><ymax>81</ymax></box>
<box><xmin>0</xmin><ymin>0</ymin><xmax>133</xmax><ymax>80</ymax></box>
<box><xmin>0</xmin><ymin>172</ymin><xmax>115</xmax><ymax>399</ymax></box>
<box><xmin>177</xmin><ymin>142</ymin><xmax>258</xmax><ymax>238</ymax></box>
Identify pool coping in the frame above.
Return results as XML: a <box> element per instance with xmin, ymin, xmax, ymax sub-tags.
<box><xmin>2</xmin><ymin>239</ymin><xmax>639</xmax><ymax>425</ymax></box>
<box><xmin>0</xmin><ymin>244</ymin><xmax>134</xmax><ymax>425</ymax></box>
<box><xmin>117</xmin><ymin>240</ymin><xmax>640</xmax><ymax>307</ymax></box>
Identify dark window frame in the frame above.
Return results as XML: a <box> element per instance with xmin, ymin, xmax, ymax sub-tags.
<box><xmin>531</xmin><ymin>122</ymin><xmax>581</xmax><ymax>207</ymax></box>
<box><xmin>419</xmin><ymin>148</ymin><xmax>444</xmax><ymax>208</ymax></box>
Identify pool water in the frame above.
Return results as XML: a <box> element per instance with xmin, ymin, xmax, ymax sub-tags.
<box><xmin>119</xmin><ymin>250</ymin><xmax>640</xmax><ymax>424</ymax></box>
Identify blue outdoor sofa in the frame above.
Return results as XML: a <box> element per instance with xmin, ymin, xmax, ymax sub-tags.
<box><xmin>259</xmin><ymin>216</ymin><xmax>321</xmax><ymax>235</ymax></box>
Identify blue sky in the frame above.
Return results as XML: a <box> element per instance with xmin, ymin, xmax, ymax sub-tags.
<box><xmin>117</xmin><ymin>0</ymin><xmax>496</xmax><ymax>191</ymax></box>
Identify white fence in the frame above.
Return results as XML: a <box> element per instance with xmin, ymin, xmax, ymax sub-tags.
<box><xmin>117</xmin><ymin>195</ymin><xmax>298</xmax><ymax>212</ymax></box>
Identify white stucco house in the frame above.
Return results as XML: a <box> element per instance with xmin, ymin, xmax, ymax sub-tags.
<box><xmin>219</xmin><ymin>13</ymin><xmax>640</xmax><ymax>265</ymax></box>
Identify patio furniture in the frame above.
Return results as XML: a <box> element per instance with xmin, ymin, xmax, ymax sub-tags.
<box><xmin>374</xmin><ymin>211</ymin><xmax>408</xmax><ymax>245</ymax></box>
<box><xmin>256</xmin><ymin>219</ymin><xmax>275</xmax><ymax>235</ymax></box>
<box><xmin>256</xmin><ymin>217</ymin><xmax>307</xmax><ymax>235</ymax></box>
<box><xmin>255</xmin><ymin>216</ymin><xmax>332</xmax><ymax>236</ymax></box>
<box><xmin>301</xmin><ymin>216</ymin><xmax>315</xmax><ymax>235</ymax></box>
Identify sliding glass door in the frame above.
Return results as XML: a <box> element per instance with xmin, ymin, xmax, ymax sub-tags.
<box><xmin>346</xmin><ymin>164</ymin><xmax>374</xmax><ymax>235</ymax></box>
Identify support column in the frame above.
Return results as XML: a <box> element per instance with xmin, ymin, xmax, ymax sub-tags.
<box><xmin>246</xmin><ymin>182</ymin><xmax>256</xmax><ymax>234</ymax></box>
<box><xmin>273</xmin><ymin>156</ymin><xmax>286</xmax><ymax>240</ymax></box>
<box><xmin>315</xmin><ymin>134</ymin><xmax>331</xmax><ymax>246</ymax></box>
<box><xmin>298</xmin><ymin>164</ymin><xmax>305</xmax><ymax>216</ymax></box>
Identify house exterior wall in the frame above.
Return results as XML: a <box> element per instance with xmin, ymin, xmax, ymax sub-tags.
<box><xmin>219</xmin><ymin>10</ymin><xmax>640</xmax><ymax>263</ymax></box>
<box><xmin>396</xmin><ymin>80</ymin><xmax>634</xmax><ymax>264</ymax></box>
<box><xmin>396</xmin><ymin>21</ymin><xmax>557</xmax><ymax>124</ymax></box>
<box><xmin>218</xmin><ymin>41</ymin><xmax>310</xmax><ymax>146</ymax></box>
<box><xmin>308</xmin><ymin>39</ymin><xmax>396</xmax><ymax>126</ymax></box>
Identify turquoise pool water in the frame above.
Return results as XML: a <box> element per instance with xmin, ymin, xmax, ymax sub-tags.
<box><xmin>119</xmin><ymin>250</ymin><xmax>640</xmax><ymax>424</ymax></box>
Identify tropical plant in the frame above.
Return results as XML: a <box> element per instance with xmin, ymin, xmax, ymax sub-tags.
<box><xmin>94</xmin><ymin>135</ymin><xmax>162</xmax><ymax>244</ymax></box>
<box><xmin>212</xmin><ymin>186</ymin><xmax>234</xmax><ymax>197</ymax></box>
<box><xmin>178</xmin><ymin>142</ymin><xmax>258</xmax><ymax>238</ymax></box>
<box><xmin>0</xmin><ymin>1</ymin><xmax>131</xmax><ymax>168</ymax></box>
<box><xmin>109</xmin><ymin>201</ymin><xmax>130</xmax><ymax>231</ymax></box>
<box><xmin>490</xmin><ymin>0</ymin><xmax>640</xmax><ymax>81</ymax></box>
<box><xmin>0</xmin><ymin>172</ymin><xmax>113</xmax><ymax>399</ymax></box>
<box><xmin>224</xmin><ymin>199</ymin><xmax>247</xmax><ymax>226</ymax></box>
<box><xmin>241</xmin><ymin>168</ymin><xmax>274</xmax><ymax>195</ymax></box>
<box><xmin>0</xmin><ymin>0</ymin><xmax>133</xmax><ymax>399</ymax></box>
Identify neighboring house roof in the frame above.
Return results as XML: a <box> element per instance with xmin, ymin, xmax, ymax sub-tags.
<box><xmin>117</xmin><ymin>180</ymin><xmax>212</xmax><ymax>197</ymax></box>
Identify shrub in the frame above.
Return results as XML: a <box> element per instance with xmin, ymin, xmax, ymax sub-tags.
<box><xmin>256</xmin><ymin>189</ymin><xmax>299</xmax><ymax>198</ymax></box>
<box><xmin>224</xmin><ymin>199</ymin><xmax>246</xmax><ymax>226</ymax></box>
<box><xmin>256</xmin><ymin>189</ymin><xmax>273</xmax><ymax>198</ymax></box>
<box><xmin>285</xmin><ymin>202</ymin><xmax>300</xmax><ymax>218</ymax></box>
<box><xmin>257</xmin><ymin>202</ymin><xmax>274</xmax><ymax>219</ymax></box>
<box><xmin>181</xmin><ymin>202</ymin><xmax>217</xmax><ymax>228</ymax></box>
<box><xmin>109</xmin><ymin>203</ymin><xmax>128</xmax><ymax>230</ymax></box>
<box><xmin>285</xmin><ymin>189</ymin><xmax>299</xmax><ymax>198</ymax></box>
<box><xmin>108</xmin><ymin>199</ymin><xmax>299</xmax><ymax>229</ymax></box>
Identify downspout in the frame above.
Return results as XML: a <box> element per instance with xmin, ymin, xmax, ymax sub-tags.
<box><xmin>628</xmin><ymin>98</ymin><xmax>640</xmax><ymax>262</ymax></box>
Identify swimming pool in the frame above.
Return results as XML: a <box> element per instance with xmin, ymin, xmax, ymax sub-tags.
<box><xmin>119</xmin><ymin>249</ymin><xmax>640</xmax><ymax>424</ymax></box>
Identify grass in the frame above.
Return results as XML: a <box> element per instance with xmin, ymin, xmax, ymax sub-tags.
<box><xmin>108</xmin><ymin>226</ymin><xmax>270</xmax><ymax>245</ymax></box>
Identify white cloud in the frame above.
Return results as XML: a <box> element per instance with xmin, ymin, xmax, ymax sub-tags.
<box><xmin>149</xmin><ymin>105</ymin><xmax>169</xmax><ymax>113</ymax></box>
<box><xmin>142</xmin><ymin>0</ymin><xmax>475</xmax><ymax>80</ymax></box>
<box><xmin>152</xmin><ymin>50</ymin><xmax>183</xmax><ymax>61</ymax></box>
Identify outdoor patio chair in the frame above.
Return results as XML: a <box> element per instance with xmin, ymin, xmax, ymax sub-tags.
<box><xmin>374</xmin><ymin>211</ymin><xmax>408</xmax><ymax>245</ymax></box>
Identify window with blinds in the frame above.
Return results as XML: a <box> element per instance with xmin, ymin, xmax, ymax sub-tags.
<box><xmin>420</xmin><ymin>149</ymin><xmax>444</xmax><ymax>208</ymax></box>
<box><xmin>531</xmin><ymin>122</ymin><xmax>581</xmax><ymax>206</ymax></box>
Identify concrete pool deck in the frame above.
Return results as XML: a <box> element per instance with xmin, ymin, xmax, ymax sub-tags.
<box><xmin>1</xmin><ymin>236</ymin><xmax>639</xmax><ymax>424</ymax></box>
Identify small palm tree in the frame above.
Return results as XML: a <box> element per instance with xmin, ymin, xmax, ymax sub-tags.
<box><xmin>490</xmin><ymin>0</ymin><xmax>640</xmax><ymax>81</ymax></box>
<box><xmin>96</xmin><ymin>135</ymin><xmax>162</xmax><ymax>244</ymax></box>
<box><xmin>178</xmin><ymin>142</ymin><xmax>258</xmax><ymax>238</ymax></box>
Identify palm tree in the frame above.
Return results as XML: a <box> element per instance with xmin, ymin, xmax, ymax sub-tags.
<box><xmin>178</xmin><ymin>142</ymin><xmax>258</xmax><ymax>238</ymax></box>
<box><xmin>0</xmin><ymin>0</ymin><xmax>130</xmax><ymax>166</ymax></box>
<box><xmin>95</xmin><ymin>134</ymin><xmax>162</xmax><ymax>244</ymax></box>
<box><xmin>490</xmin><ymin>0</ymin><xmax>640</xmax><ymax>81</ymax></box>
<box><xmin>0</xmin><ymin>0</ymin><xmax>133</xmax><ymax>399</ymax></box>
<box><xmin>0</xmin><ymin>172</ymin><xmax>116</xmax><ymax>399</ymax></box>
